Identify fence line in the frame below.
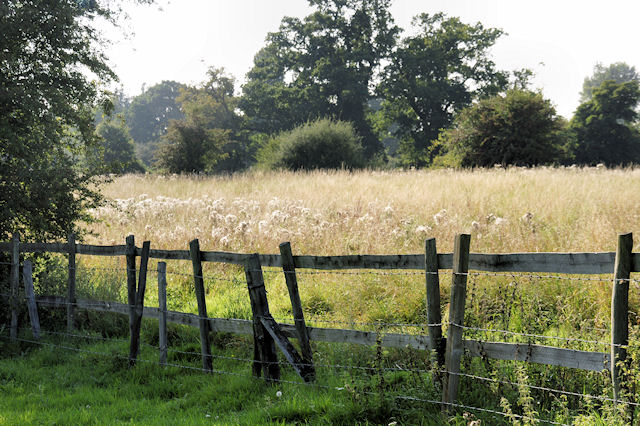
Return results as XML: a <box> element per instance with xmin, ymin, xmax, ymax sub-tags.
<box><xmin>3</xmin><ymin>240</ymin><xmax>640</xmax><ymax>274</ymax></box>
<box><xmin>2</xmin><ymin>232</ymin><xmax>638</xmax><ymax>422</ymax></box>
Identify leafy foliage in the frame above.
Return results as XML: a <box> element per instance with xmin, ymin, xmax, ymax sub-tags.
<box><xmin>0</xmin><ymin>0</ymin><xmax>138</xmax><ymax>240</ymax></box>
<box><xmin>570</xmin><ymin>80</ymin><xmax>640</xmax><ymax>166</ymax></box>
<box><xmin>580</xmin><ymin>62</ymin><xmax>640</xmax><ymax>103</ymax></box>
<box><xmin>257</xmin><ymin>118</ymin><xmax>364</xmax><ymax>170</ymax></box>
<box><xmin>435</xmin><ymin>90</ymin><xmax>566</xmax><ymax>167</ymax></box>
<box><xmin>126</xmin><ymin>80</ymin><xmax>186</xmax><ymax>145</ymax></box>
<box><xmin>125</xmin><ymin>80</ymin><xmax>186</xmax><ymax>165</ymax></box>
<box><xmin>156</xmin><ymin>67</ymin><xmax>252</xmax><ymax>173</ymax></box>
<box><xmin>377</xmin><ymin>13</ymin><xmax>510</xmax><ymax>167</ymax></box>
<box><xmin>156</xmin><ymin>122</ymin><xmax>229</xmax><ymax>174</ymax></box>
<box><xmin>92</xmin><ymin>121</ymin><xmax>145</xmax><ymax>174</ymax></box>
<box><xmin>240</xmin><ymin>0</ymin><xmax>399</xmax><ymax>159</ymax></box>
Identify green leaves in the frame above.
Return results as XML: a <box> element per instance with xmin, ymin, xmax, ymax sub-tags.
<box><xmin>377</xmin><ymin>13</ymin><xmax>509</xmax><ymax>168</ymax></box>
<box><xmin>571</xmin><ymin>80</ymin><xmax>640</xmax><ymax>166</ymax></box>
<box><xmin>241</xmin><ymin>0</ymin><xmax>398</xmax><ymax>159</ymax></box>
<box><xmin>436</xmin><ymin>90</ymin><xmax>565</xmax><ymax>167</ymax></box>
<box><xmin>0</xmin><ymin>0</ymin><xmax>152</xmax><ymax>240</ymax></box>
<box><xmin>257</xmin><ymin>118</ymin><xmax>364</xmax><ymax>170</ymax></box>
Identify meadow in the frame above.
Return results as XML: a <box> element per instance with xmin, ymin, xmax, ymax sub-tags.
<box><xmin>3</xmin><ymin>167</ymin><xmax>640</xmax><ymax>424</ymax></box>
<box><xmin>88</xmin><ymin>167</ymin><xmax>640</xmax><ymax>254</ymax></box>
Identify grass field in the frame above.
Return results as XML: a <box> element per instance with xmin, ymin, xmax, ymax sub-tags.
<box><xmin>88</xmin><ymin>167</ymin><xmax>640</xmax><ymax>253</ymax></box>
<box><xmin>2</xmin><ymin>167</ymin><xmax>640</xmax><ymax>424</ymax></box>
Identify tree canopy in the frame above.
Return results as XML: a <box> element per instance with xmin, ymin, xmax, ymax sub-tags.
<box><xmin>240</xmin><ymin>0</ymin><xmax>399</xmax><ymax>159</ymax></box>
<box><xmin>580</xmin><ymin>62</ymin><xmax>640</xmax><ymax>103</ymax></box>
<box><xmin>126</xmin><ymin>80</ymin><xmax>186</xmax><ymax>146</ymax></box>
<box><xmin>157</xmin><ymin>67</ymin><xmax>251</xmax><ymax>173</ymax></box>
<box><xmin>0</xmin><ymin>0</ymin><xmax>143</xmax><ymax>240</ymax></box>
<box><xmin>92</xmin><ymin>120</ymin><xmax>145</xmax><ymax>174</ymax></box>
<box><xmin>376</xmin><ymin>13</ymin><xmax>510</xmax><ymax>167</ymax></box>
<box><xmin>435</xmin><ymin>90</ymin><xmax>566</xmax><ymax>167</ymax></box>
<box><xmin>571</xmin><ymin>80</ymin><xmax>640</xmax><ymax>166</ymax></box>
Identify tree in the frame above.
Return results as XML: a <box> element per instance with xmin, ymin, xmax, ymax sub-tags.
<box><xmin>257</xmin><ymin>118</ymin><xmax>364</xmax><ymax>170</ymax></box>
<box><xmin>570</xmin><ymin>80</ymin><xmax>640</xmax><ymax>166</ymax></box>
<box><xmin>580</xmin><ymin>62</ymin><xmax>640</xmax><ymax>103</ymax></box>
<box><xmin>0</xmin><ymin>0</ymin><xmax>149</xmax><ymax>240</ymax></box>
<box><xmin>376</xmin><ymin>13</ymin><xmax>510</xmax><ymax>167</ymax></box>
<box><xmin>240</xmin><ymin>0</ymin><xmax>399</xmax><ymax>159</ymax></box>
<box><xmin>435</xmin><ymin>90</ymin><xmax>566</xmax><ymax>167</ymax></box>
<box><xmin>125</xmin><ymin>80</ymin><xmax>186</xmax><ymax>165</ymax></box>
<box><xmin>92</xmin><ymin>121</ymin><xmax>145</xmax><ymax>174</ymax></box>
<box><xmin>156</xmin><ymin>122</ymin><xmax>229</xmax><ymax>174</ymax></box>
<box><xmin>157</xmin><ymin>67</ymin><xmax>251</xmax><ymax>173</ymax></box>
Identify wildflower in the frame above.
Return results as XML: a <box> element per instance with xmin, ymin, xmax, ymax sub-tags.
<box><xmin>235</xmin><ymin>222</ymin><xmax>249</xmax><ymax>234</ymax></box>
<box><xmin>520</xmin><ymin>212</ymin><xmax>534</xmax><ymax>223</ymax></box>
<box><xmin>494</xmin><ymin>217</ymin><xmax>508</xmax><ymax>226</ymax></box>
<box><xmin>433</xmin><ymin>209</ymin><xmax>447</xmax><ymax>225</ymax></box>
<box><xmin>415</xmin><ymin>225</ymin><xmax>431</xmax><ymax>235</ymax></box>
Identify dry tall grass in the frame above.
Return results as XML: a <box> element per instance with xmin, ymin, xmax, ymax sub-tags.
<box><xmin>88</xmin><ymin>167</ymin><xmax>640</xmax><ymax>254</ymax></box>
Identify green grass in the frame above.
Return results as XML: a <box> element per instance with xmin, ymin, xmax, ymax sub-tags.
<box><xmin>0</xmin><ymin>328</ymin><xmax>451</xmax><ymax>425</ymax></box>
<box><xmin>1</xmin><ymin>317</ymin><xmax>635</xmax><ymax>425</ymax></box>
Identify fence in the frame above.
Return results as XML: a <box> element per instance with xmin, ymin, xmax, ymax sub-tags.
<box><xmin>1</xmin><ymin>232</ymin><xmax>639</xmax><ymax>423</ymax></box>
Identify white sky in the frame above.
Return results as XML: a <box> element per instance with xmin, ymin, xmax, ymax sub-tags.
<box><xmin>102</xmin><ymin>0</ymin><xmax>640</xmax><ymax>119</ymax></box>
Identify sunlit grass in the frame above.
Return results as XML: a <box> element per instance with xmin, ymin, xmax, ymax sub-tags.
<box><xmin>88</xmin><ymin>167</ymin><xmax>640</xmax><ymax>254</ymax></box>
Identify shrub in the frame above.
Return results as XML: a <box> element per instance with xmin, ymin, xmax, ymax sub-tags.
<box><xmin>257</xmin><ymin>119</ymin><xmax>365</xmax><ymax>170</ymax></box>
<box><xmin>435</xmin><ymin>90</ymin><xmax>566</xmax><ymax>167</ymax></box>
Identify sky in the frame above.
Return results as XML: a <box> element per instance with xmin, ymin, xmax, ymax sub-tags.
<box><xmin>101</xmin><ymin>0</ymin><xmax>640</xmax><ymax>119</ymax></box>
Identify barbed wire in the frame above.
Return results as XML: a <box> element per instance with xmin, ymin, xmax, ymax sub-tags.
<box><xmin>265</xmin><ymin>314</ymin><xmax>441</xmax><ymax>329</ymax></box>
<box><xmin>262</xmin><ymin>269</ymin><xmax>438</xmax><ymax>277</ymax></box>
<box><xmin>395</xmin><ymin>395</ymin><xmax>568</xmax><ymax>425</ymax></box>
<box><xmin>448</xmin><ymin>370</ymin><xmax>640</xmax><ymax>408</ymax></box>
<box><xmin>465</xmin><ymin>270</ymin><xmax>639</xmax><ymax>284</ymax></box>
<box><xmin>13</xmin><ymin>326</ymin><xmax>130</xmax><ymax>345</ymax></box>
<box><xmin>450</xmin><ymin>322</ymin><xmax>622</xmax><ymax>348</ymax></box>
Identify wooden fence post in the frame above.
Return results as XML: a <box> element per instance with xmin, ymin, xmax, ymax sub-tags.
<box><xmin>246</xmin><ymin>253</ymin><xmax>280</xmax><ymax>382</ymax></box>
<box><xmin>612</xmin><ymin>232</ymin><xmax>632</xmax><ymax>402</ymax></box>
<box><xmin>125</xmin><ymin>235</ymin><xmax>137</xmax><ymax>361</ymax></box>
<box><xmin>10</xmin><ymin>233</ymin><xmax>20</xmax><ymax>341</ymax></box>
<box><xmin>67</xmin><ymin>233</ymin><xmax>76</xmax><ymax>332</ymax></box>
<box><xmin>442</xmin><ymin>234</ymin><xmax>471</xmax><ymax>412</ymax></box>
<box><xmin>157</xmin><ymin>262</ymin><xmax>168</xmax><ymax>366</ymax></box>
<box><xmin>425</xmin><ymin>238</ymin><xmax>444</xmax><ymax>366</ymax></box>
<box><xmin>189</xmin><ymin>239</ymin><xmax>212</xmax><ymax>372</ymax></box>
<box><xmin>279</xmin><ymin>242</ymin><xmax>314</xmax><ymax>379</ymax></box>
<box><xmin>22</xmin><ymin>260</ymin><xmax>40</xmax><ymax>339</ymax></box>
<box><xmin>129</xmin><ymin>240</ymin><xmax>150</xmax><ymax>366</ymax></box>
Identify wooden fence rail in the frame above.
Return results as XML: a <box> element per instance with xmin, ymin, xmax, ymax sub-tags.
<box><xmin>1</xmin><ymin>233</ymin><xmax>637</xmax><ymax>410</ymax></box>
<box><xmin>2</xmin><ymin>241</ymin><xmax>638</xmax><ymax>274</ymax></box>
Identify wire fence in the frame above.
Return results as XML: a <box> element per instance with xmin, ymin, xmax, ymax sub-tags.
<box><xmin>0</xmin><ymin>325</ymin><xmax>582</xmax><ymax>425</ymax></box>
<box><xmin>2</xmin><ymin>252</ymin><xmax>639</xmax><ymax>424</ymax></box>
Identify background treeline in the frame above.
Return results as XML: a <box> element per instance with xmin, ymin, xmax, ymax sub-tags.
<box><xmin>96</xmin><ymin>2</ymin><xmax>640</xmax><ymax>174</ymax></box>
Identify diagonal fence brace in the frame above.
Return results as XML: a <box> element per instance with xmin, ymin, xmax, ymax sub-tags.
<box><xmin>260</xmin><ymin>315</ymin><xmax>315</xmax><ymax>382</ymax></box>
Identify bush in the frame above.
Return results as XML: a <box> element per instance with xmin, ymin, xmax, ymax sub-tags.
<box><xmin>257</xmin><ymin>119</ymin><xmax>365</xmax><ymax>170</ymax></box>
<box><xmin>435</xmin><ymin>90</ymin><xmax>566</xmax><ymax>167</ymax></box>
